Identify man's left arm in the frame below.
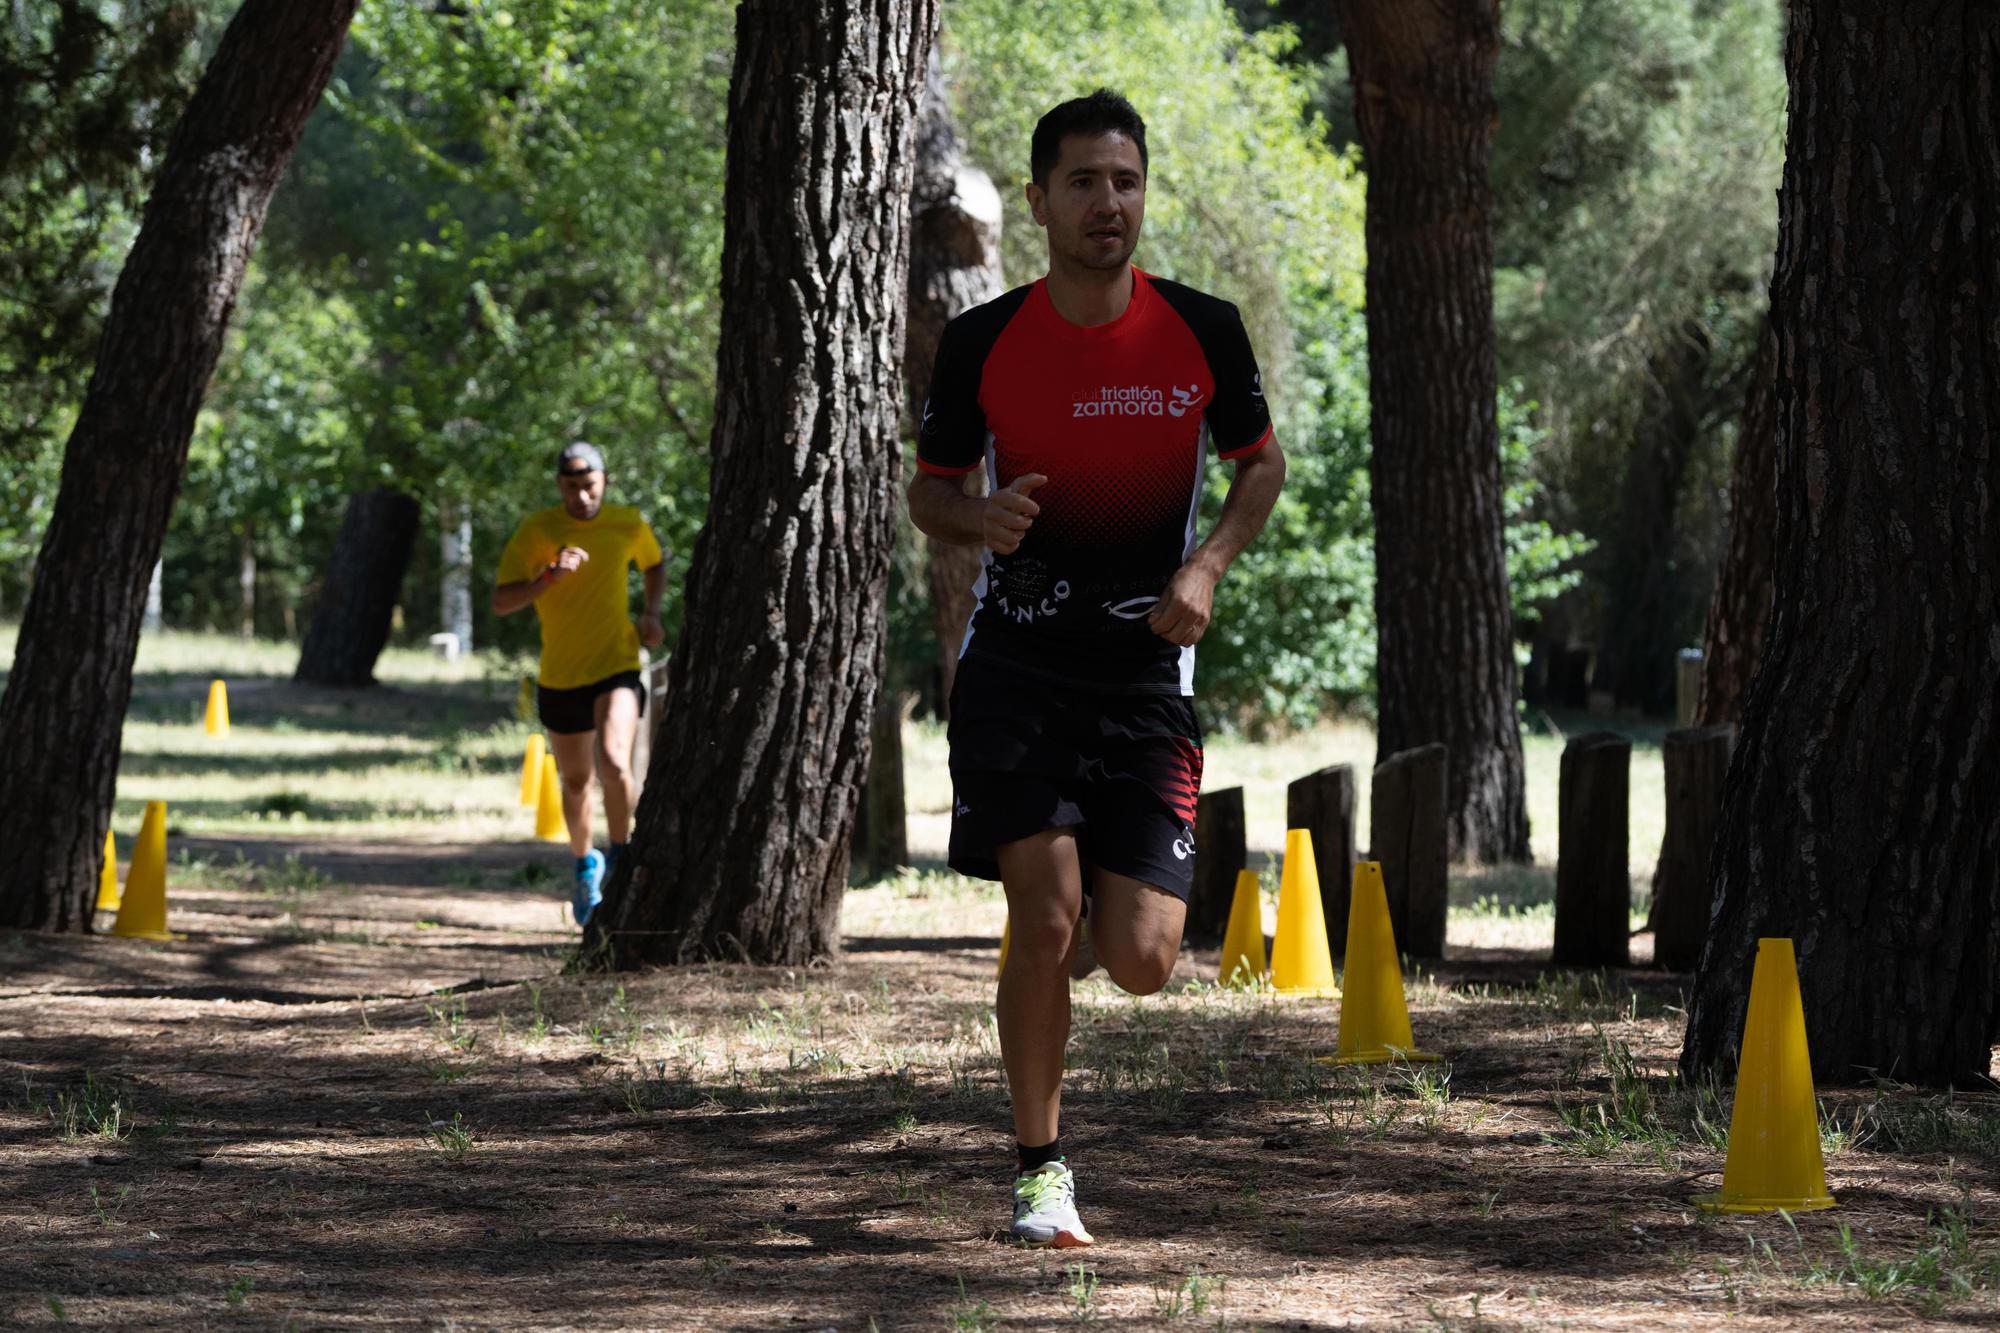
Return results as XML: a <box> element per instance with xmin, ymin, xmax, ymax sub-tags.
<box><xmin>1146</xmin><ymin>440</ymin><xmax>1286</xmax><ymax>648</ymax></box>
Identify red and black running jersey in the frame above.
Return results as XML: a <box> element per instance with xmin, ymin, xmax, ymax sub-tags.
<box><xmin>917</xmin><ymin>269</ymin><xmax>1273</xmax><ymax>695</ymax></box>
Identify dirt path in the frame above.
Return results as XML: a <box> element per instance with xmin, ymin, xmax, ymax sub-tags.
<box><xmin>3</xmin><ymin>837</ymin><xmax>1997</xmax><ymax>1330</ymax></box>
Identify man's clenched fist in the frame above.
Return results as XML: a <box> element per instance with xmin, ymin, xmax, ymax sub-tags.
<box><xmin>983</xmin><ymin>473</ymin><xmax>1049</xmax><ymax>555</ymax></box>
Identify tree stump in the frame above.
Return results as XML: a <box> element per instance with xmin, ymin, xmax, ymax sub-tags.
<box><xmin>1553</xmin><ymin>731</ymin><xmax>1632</xmax><ymax>966</ymax></box>
<box><xmin>1652</xmin><ymin>724</ymin><xmax>1733</xmax><ymax>971</ymax></box>
<box><xmin>1369</xmin><ymin>743</ymin><xmax>1449</xmax><ymax>958</ymax></box>
<box><xmin>1187</xmin><ymin>786</ymin><xmax>1245</xmax><ymax>941</ymax></box>
<box><xmin>1287</xmin><ymin>765</ymin><xmax>1356</xmax><ymax>959</ymax></box>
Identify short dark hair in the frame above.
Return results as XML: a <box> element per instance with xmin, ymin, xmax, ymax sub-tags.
<box><xmin>1030</xmin><ymin>89</ymin><xmax>1148</xmax><ymax>188</ymax></box>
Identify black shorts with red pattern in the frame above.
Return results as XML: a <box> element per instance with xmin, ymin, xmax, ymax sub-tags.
<box><xmin>945</xmin><ymin>656</ymin><xmax>1204</xmax><ymax>900</ymax></box>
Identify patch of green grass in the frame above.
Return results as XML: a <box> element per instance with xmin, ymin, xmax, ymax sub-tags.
<box><xmin>950</xmin><ymin>1275</ymin><xmax>999</xmax><ymax>1331</ymax></box>
<box><xmin>425</xmin><ymin>1111</ymin><xmax>475</xmax><ymax>1161</ymax></box>
<box><xmin>1833</xmin><ymin>1083</ymin><xmax>2000</xmax><ymax>1158</ymax></box>
<box><xmin>1153</xmin><ymin>1266</ymin><xmax>1224</xmax><ymax>1320</ymax></box>
<box><xmin>89</xmin><ymin>1184</ymin><xmax>131</xmax><ymax>1226</ymax></box>
<box><xmin>1776</xmin><ymin>1206</ymin><xmax>2000</xmax><ymax>1314</ymax></box>
<box><xmin>225</xmin><ymin>1275</ymin><xmax>255</xmax><ymax>1307</ymax></box>
<box><xmin>1066</xmin><ymin>1261</ymin><xmax>1099</xmax><ymax>1321</ymax></box>
<box><xmin>1547</xmin><ymin>1031</ymin><xmax>1728</xmax><ymax>1163</ymax></box>
<box><xmin>46</xmin><ymin>1072</ymin><xmax>133</xmax><ymax>1142</ymax></box>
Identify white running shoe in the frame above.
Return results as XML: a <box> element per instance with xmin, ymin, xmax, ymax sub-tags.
<box><xmin>1011</xmin><ymin>1161</ymin><xmax>1094</xmax><ymax>1248</ymax></box>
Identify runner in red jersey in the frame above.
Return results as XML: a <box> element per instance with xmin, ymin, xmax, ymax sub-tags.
<box><xmin>907</xmin><ymin>89</ymin><xmax>1286</xmax><ymax>1248</ymax></box>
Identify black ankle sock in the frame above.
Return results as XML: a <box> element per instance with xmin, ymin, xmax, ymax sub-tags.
<box><xmin>1017</xmin><ymin>1139</ymin><xmax>1063</xmax><ymax>1171</ymax></box>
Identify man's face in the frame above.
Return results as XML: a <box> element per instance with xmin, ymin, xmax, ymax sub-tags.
<box><xmin>1026</xmin><ymin>131</ymin><xmax>1146</xmax><ymax>274</ymax></box>
<box><xmin>557</xmin><ymin>468</ymin><xmax>605</xmax><ymax>520</ymax></box>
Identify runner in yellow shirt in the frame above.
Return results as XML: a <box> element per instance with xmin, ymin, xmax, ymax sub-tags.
<box><xmin>493</xmin><ymin>442</ymin><xmax>666</xmax><ymax>924</ymax></box>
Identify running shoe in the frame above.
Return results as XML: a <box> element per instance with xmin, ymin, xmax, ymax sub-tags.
<box><xmin>572</xmin><ymin>849</ymin><xmax>605</xmax><ymax>926</ymax></box>
<box><xmin>1011</xmin><ymin>1161</ymin><xmax>1093</xmax><ymax>1248</ymax></box>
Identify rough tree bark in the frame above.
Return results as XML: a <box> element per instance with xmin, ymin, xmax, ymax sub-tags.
<box><xmin>1680</xmin><ymin>4</ymin><xmax>2000</xmax><ymax>1085</ymax></box>
<box><xmin>1335</xmin><ymin>0</ymin><xmax>1529</xmax><ymax>863</ymax></box>
<box><xmin>906</xmin><ymin>47</ymin><xmax>1002</xmax><ymax>711</ymax></box>
<box><xmin>0</xmin><ymin>0</ymin><xmax>357</xmax><ymax>933</ymax></box>
<box><xmin>294</xmin><ymin>488</ymin><xmax>420</xmax><ymax>687</ymax></box>
<box><xmin>586</xmin><ymin>0</ymin><xmax>938</xmax><ymax>967</ymax></box>
<box><xmin>1693</xmin><ymin>316</ymin><xmax>1778</xmax><ymax>727</ymax></box>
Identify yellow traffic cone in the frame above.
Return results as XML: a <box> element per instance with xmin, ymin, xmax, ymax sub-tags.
<box><xmin>1219</xmin><ymin>868</ymin><xmax>1266</xmax><ymax>987</ymax></box>
<box><xmin>203</xmin><ymin>679</ymin><xmax>230</xmax><ymax>736</ymax></box>
<box><xmin>1333</xmin><ymin>861</ymin><xmax>1439</xmax><ymax>1064</ymax></box>
<box><xmin>1271</xmin><ymin>829</ymin><xmax>1339</xmax><ymax>997</ymax></box>
<box><xmin>1695</xmin><ymin>937</ymin><xmax>1835</xmax><ymax>1213</ymax></box>
<box><xmin>997</xmin><ymin>915</ymin><xmax>1011</xmax><ymax>980</ymax></box>
<box><xmin>519</xmin><ymin>733</ymin><xmax>547</xmax><ymax>807</ymax></box>
<box><xmin>112</xmin><ymin>801</ymin><xmax>177</xmax><ymax>941</ymax></box>
<box><xmin>534</xmin><ymin>752</ymin><xmax>568</xmax><ymax>842</ymax></box>
<box><xmin>96</xmin><ymin>827</ymin><xmax>120</xmax><ymax>912</ymax></box>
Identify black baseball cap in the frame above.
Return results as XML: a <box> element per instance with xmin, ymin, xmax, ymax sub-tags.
<box><xmin>556</xmin><ymin>441</ymin><xmax>605</xmax><ymax>476</ymax></box>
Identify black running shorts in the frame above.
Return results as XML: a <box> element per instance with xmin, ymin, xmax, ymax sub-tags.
<box><xmin>537</xmin><ymin>670</ymin><xmax>646</xmax><ymax>736</ymax></box>
<box><xmin>946</xmin><ymin>657</ymin><xmax>1204</xmax><ymax>900</ymax></box>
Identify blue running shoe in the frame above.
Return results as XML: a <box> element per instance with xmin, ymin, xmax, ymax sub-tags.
<box><xmin>572</xmin><ymin>849</ymin><xmax>605</xmax><ymax>926</ymax></box>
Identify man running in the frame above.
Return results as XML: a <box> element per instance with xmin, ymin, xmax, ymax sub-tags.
<box><xmin>907</xmin><ymin>90</ymin><xmax>1285</xmax><ymax>1248</ymax></box>
<box><xmin>494</xmin><ymin>441</ymin><xmax>666</xmax><ymax>925</ymax></box>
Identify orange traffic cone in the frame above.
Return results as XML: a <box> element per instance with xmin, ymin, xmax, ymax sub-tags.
<box><xmin>1695</xmin><ymin>937</ymin><xmax>1835</xmax><ymax>1213</ymax></box>
<box><xmin>112</xmin><ymin>801</ymin><xmax>177</xmax><ymax>941</ymax></box>
<box><xmin>534</xmin><ymin>752</ymin><xmax>568</xmax><ymax>842</ymax></box>
<box><xmin>519</xmin><ymin>733</ymin><xmax>546</xmax><ymax>807</ymax></box>
<box><xmin>95</xmin><ymin>826</ymin><xmax>120</xmax><ymax>912</ymax></box>
<box><xmin>203</xmin><ymin>680</ymin><xmax>230</xmax><ymax>736</ymax></box>
<box><xmin>1218</xmin><ymin>869</ymin><xmax>1266</xmax><ymax>987</ymax></box>
<box><xmin>1333</xmin><ymin>861</ymin><xmax>1438</xmax><ymax>1064</ymax></box>
<box><xmin>1271</xmin><ymin>829</ymin><xmax>1339</xmax><ymax>997</ymax></box>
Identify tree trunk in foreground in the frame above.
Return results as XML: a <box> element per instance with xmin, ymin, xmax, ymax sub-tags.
<box><xmin>0</xmin><ymin>0</ymin><xmax>357</xmax><ymax>933</ymax></box>
<box><xmin>294</xmin><ymin>488</ymin><xmax>419</xmax><ymax>687</ymax></box>
<box><xmin>587</xmin><ymin>0</ymin><xmax>938</xmax><ymax>967</ymax></box>
<box><xmin>1336</xmin><ymin>0</ymin><xmax>1529</xmax><ymax>864</ymax></box>
<box><xmin>1693</xmin><ymin>316</ymin><xmax>1778</xmax><ymax>728</ymax></box>
<box><xmin>1680</xmin><ymin>3</ymin><xmax>2000</xmax><ymax>1085</ymax></box>
<box><xmin>906</xmin><ymin>48</ymin><xmax>1002</xmax><ymax>713</ymax></box>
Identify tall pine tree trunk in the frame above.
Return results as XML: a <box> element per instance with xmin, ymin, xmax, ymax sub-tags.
<box><xmin>1336</xmin><ymin>0</ymin><xmax>1528</xmax><ymax>863</ymax></box>
<box><xmin>587</xmin><ymin>0</ymin><xmax>938</xmax><ymax>967</ymax></box>
<box><xmin>906</xmin><ymin>48</ymin><xmax>1003</xmax><ymax>712</ymax></box>
<box><xmin>1693</xmin><ymin>316</ymin><xmax>1778</xmax><ymax>727</ymax></box>
<box><xmin>0</xmin><ymin>0</ymin><xmax>357</xmax><ymax>933</ymax></box>
<box><xmin>1680</xmin><ymin>4</ymin><xmax>2000</xmax><ymax>1086</ymax></box>
<box><xmin>293</xmin><ymin>488</ymin><xmax>419</xmax><ymax>687</ymax></box>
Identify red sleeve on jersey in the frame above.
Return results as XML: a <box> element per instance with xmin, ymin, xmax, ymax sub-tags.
<box><xmin>1217</xmin><ymin>422</ymin><xmax>1274</xmax><ymax>461</ymax></box>
<box><xmin>915</xmin><ymin>454</ymin><xmax>981</xmax><ymax>477</ymax></box>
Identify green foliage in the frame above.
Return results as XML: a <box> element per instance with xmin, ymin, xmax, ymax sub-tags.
<box><xmin>0</xmin><ymin>1</ymin><xmax>215</xmax><ymax>597</ymax></box>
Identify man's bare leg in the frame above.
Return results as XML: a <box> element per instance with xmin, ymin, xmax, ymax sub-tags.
<box><xmin>592</xmin><ymin>687</ymin><xmax>640</xmax><ymax>844</ymax></box>
<box><xmin>996</xmin><ymin>828</ymin><xmax>1085</xmax><ymax>1148</ymax></box>
<box><xmin>1087</xmin><ymin>869</ymin><xmax>1186</xmax><ymax>997</ymax></box>
<box><xmin>548</xmin><ymin>729</ymin><xmax>596</xmax><ymax>857</ymax></box>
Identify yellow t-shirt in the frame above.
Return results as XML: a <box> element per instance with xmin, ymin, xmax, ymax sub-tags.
<box><xmin>497</xmin><ymin>504</ymin><xmax>664</xmax><ymax>689</ymax></box>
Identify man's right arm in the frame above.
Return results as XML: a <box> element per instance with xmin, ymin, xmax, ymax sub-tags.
<box><xmin>909</xmin><ymin>472</ymin><xmax>1047</xmax><ymax>554</ymax></box>
<box><xmin>493</xmin><ymin>545</ymin><xmax>589</xmax><ymax>615</ymax></box>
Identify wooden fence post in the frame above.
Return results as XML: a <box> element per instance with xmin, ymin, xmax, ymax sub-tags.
<box><xmin>1553</xmin><ymin>731</ymin><xmax>1632</xmax><ymax>966</ymax></box>
<box><xmin>1187</xmin><ymin>785</ymin><xmax>1245</xmax><ymax>940</ymax></box>
<box><xmin>1369</xmin><ymin>743</ymin><xmax>1449</xmax><ymax>959</ymax></box>
<box><xmin>1652</xmin><ymin>724</ymin><xmax>1733</xmax><ymax>971</ymax></box>
<box><xmin>1287</xmin><ymin>765</ymin><xmax>1356</xmax><ymax>960</ymax></box>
